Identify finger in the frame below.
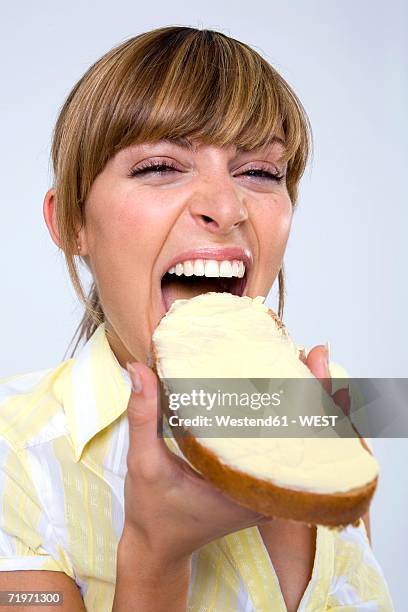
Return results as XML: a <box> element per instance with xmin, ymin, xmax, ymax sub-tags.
<box><xmin>125</xmin><ymin>362</ymin><xmax>171</xmax><ymax>473</ymax></box>
<box><xmin>305</xmin><ymin>345</ymin><xmax>332</xmax><ymax>396</ymax></box>
<box><xmin>332</xmin><ymin>386</ymin><xmax>351</xmax><ymax>417</ymax></box>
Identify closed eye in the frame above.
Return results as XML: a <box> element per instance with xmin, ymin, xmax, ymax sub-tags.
<box><xmin>129</xmin><ymin>161</ymin><xmax>179</xmax><ymax>177</ymax></box>
<box><xmin>129</xmin><ymin>161</ymin><xmax>285</xmax><ymax>182</ymax></box>
<box><xmin>242</xmin><ymin>168</ymin><xmax>285</xmax><ymax>182</ymax></box>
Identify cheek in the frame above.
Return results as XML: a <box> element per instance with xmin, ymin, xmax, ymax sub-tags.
<box><xmin>255</xmin><ymin>194</ymin><xmax>293</xmax><ymax>257</ymax></box>
<box><xmin>84</xmin><ymin>188</ymin><xmax>171</xmax><ymax>294</ymax></box>
<box><xmin>87</xmin><ymin>188</ymin><xmax>171</xmax><ymax>255</ymax></box>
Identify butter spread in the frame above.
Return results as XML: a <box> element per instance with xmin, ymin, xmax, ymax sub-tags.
<box><xmin>152</xmin><ymin>292</ymin><xmax>379</xmax><ymax>494</ymax></box>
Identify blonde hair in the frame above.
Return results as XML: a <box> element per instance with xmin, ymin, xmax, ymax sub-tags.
<box><xmin>50</xmin><ymin>26</ymin><xmax>312</xmax><ymax>358</ymax></box>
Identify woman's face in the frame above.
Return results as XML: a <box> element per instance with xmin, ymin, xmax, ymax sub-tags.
<box><xmin>45</xmin><ymin>138</ymin><xmax>293</xmax><ymax>367</ymax></box>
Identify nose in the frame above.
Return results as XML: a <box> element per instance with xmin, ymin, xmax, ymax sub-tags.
<box><xmin>188</xmin><ymin>175</ymin><xmax>248</xmax><ymax>235</ymax></box>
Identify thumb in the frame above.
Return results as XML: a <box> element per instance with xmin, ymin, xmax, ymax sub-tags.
<box><xmin>305</xmin><ymin>344</ymin><xmax>332</xmax><ymax>396</ymax></box>
<box><xmin>125</xmin><ymin>362</ymin><xmax>165</xmax><ymax>461</ymax></box>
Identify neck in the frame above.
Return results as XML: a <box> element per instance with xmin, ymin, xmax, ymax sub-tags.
<box><xmin>104</xmin><ymin>320</ymin><xmax>145</xmax><ymax>369</ymax></box>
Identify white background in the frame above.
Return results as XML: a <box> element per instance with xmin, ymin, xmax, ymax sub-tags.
<box><xmin>1</xmin><ymin>1</ymin><xmax>406</xmax><ymax>607</ymax></box>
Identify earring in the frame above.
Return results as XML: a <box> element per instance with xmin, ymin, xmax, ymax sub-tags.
<box><xmin>77</xmin><ymin>244</ymin><xmax>81</xmax><ymax>254</ymax></box>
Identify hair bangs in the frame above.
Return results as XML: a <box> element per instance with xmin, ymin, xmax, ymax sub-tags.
<box><xmin>107</xmin><ymin>30</ymin><xmax>310</xmax><ymax>169</ymax></box>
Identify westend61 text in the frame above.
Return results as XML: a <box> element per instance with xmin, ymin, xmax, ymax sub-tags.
<box><xmin>168</xmin><ymin>415</ymin><xmax>340</xmax><ymax>428</ymax></box>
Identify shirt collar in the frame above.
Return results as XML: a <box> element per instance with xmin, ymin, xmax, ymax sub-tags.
<box><xmin>61</xmin><ymin>322</ymin><xmax>132</xmax><ymax>462</ymax></box>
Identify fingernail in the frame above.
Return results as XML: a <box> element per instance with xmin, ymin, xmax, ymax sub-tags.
<box><xmin>146</xmin><ymin>351</ymin><xmax>153</xmax><ymax>368</ymax></box>
<box><xmin>126</xmin><ymin>362</ymin><xmax>143</xmax><ymax>394</ymax></box>
<box><xmin>324</xmin><ymin>341</ymin><xmax>330</xmax><ymax>365</ymax></box>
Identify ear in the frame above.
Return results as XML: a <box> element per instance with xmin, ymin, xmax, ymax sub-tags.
<box><xmin>43</xmin><ymin>188</ymin><xmax>87</xmax><ymax>255</ymax></box>
<box><xmin>43</xmin><ymin>188</ymin><xmax>61</xmax><ymax>248</ymax></box>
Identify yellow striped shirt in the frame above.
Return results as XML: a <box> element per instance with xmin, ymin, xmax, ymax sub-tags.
<box><xmin>0</xmin><ymin>323</ymin><xmax>394</xmax><ymax>610</ymax></box>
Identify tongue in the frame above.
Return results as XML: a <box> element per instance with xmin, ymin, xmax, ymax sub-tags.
<box><xmin>161</xmin><ymin>276</ymin><xmax>227</xmax><ymax>311</ymax></box>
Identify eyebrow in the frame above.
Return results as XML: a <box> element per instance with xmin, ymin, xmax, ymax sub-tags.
<box><xmin>122</xmin><ymin>136</ymin><xmax>286</xmax><ymax>161</ymax></box>
<box><xmin>159</xmin><ymin>136</ymin><xmax>286</xmax><ymax>152</ymax></box>
<box><xmin>160</xmin><ymin>137</ymin><xmax>197</xmax><ymax>152</ymax></box>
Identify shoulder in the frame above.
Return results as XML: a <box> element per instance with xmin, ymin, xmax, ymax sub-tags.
<box><xmin>0</xmin><ymin>360</ymin><xmax>73</xmax><ymax>452</ymax></box>
<box><xmin>0</xmin><ymin>367</ymin><xmax>78</xmax><ymax>582</ymax></box>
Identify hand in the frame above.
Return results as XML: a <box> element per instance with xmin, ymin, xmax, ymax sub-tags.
<box><xmin>121</xmin><ymin>343</ymin><xmax>365</xmax><ymax>568</ymax></box>
<box><xmin>121</xmin><ymin>362</ymin><xmax>273</xmax><ymax>567</ymax></box>
<box><xmin>299</xmin><ymin>344</ymin><xmax>371</xmax><ymax>453</ymax></box>
<box><xmin>299</xmin><ymin>344</ymin><xmax>351</xmax><ymax>416</ymax></box>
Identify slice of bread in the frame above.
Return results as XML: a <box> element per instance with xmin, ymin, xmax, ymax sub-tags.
<box><xmin>151</xmin><ymin>292</ymin><xmax>378</xmax><ymax>529</ymax></box>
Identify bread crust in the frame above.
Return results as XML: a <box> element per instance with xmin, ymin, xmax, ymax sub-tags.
<box><xmin>151</xmin><ymin>302</ymin><xmax>377</xmax><ymax>529</ymax></box>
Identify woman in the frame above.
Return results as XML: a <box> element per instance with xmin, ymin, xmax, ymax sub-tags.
<box><xmin>0</xmin><ymin>27</ymin><xmax>394</xmax><ymax>611</ymax></box>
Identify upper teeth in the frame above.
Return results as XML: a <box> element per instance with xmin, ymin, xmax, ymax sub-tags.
<box><xmin>166</xmin><ymin>259</ymin><xmax>245</xmax><ymax>278</ymax></box>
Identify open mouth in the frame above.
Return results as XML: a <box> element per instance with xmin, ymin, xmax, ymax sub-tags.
<box><xmin>161</xmin><ymin>270</ymin><xmax>247</xmax><ymax>313</ymax></box>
